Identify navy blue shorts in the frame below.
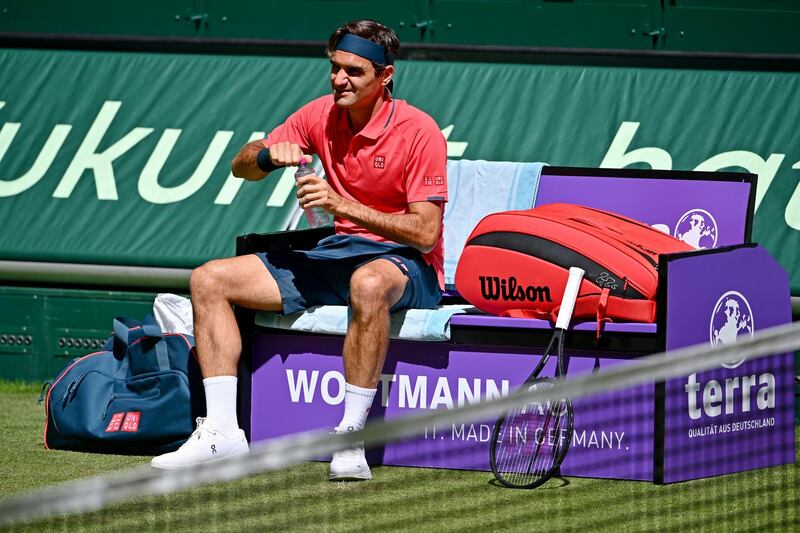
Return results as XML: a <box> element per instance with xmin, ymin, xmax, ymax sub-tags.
<box><xmin>255</xmin><ymin>234</ymin><xmax>442</xmax><ymax>315</ymax></box>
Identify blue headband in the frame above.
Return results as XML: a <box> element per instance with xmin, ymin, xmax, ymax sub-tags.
<box><xmin>335</xmin><ymin>33</ymin><xmax>393</xmax><ymax>65</ymax></box>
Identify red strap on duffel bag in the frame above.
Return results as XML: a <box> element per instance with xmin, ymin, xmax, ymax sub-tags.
<box><xmin>455</xmin><ymin>203</ymin><xmax>693</xmax><ymax>326</ymax></box>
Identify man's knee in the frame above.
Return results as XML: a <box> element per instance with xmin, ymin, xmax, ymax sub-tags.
<box><xmin>190</xmin><ymin>259</ymin><xmax>230</xmax><ymax>300</ymax></box>
<box><xmin>349</xmin><ymin>266</ymin><xmax>403</xmax><ymax>314</ymax></box>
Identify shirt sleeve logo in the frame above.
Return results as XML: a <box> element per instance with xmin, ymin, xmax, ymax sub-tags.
<box><xmin>373</xmin><ymin>156</ymin><xmax>385</xmax><ymax>169</ymax></box>
<box><xmin>423</xmin><ymin>176</ymin><xmax>433</xmax><ymax>186</ymax></box>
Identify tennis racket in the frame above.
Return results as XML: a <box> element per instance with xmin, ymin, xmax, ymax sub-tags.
<box><xmin>490</xmin><ymin>266</ymin><xmax>585</xmax><ymax>489</ymax></box>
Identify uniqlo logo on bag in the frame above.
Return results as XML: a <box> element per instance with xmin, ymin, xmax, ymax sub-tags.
<box><xmin>121</xmin><ymin>411</ymin><xmax>141</xmax><ymax>432</ymax></box>
<box><xmin>105</xmin><ymin>412</ymin><xmax>125</xmax><ymax>432</ymax></box>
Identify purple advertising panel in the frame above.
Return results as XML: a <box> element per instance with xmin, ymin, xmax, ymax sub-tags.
<box><xmin>250</xmin><ymin>330</ymin><xmax>655</xmax><ymax>480</ymax></box>
<box><xmin>661</xmin><ymin>245</ymin><xmax>795</xmax><ymax>483</ymax></box>
<box><xmin>564</xmin><ymin>356</ymin><xmax>654</xmax><ymax>481</ymax></box>
<box><xmin>536</xmin><ymin>171</ymin><xmax>752</xmax><ymax>249</ymax></box>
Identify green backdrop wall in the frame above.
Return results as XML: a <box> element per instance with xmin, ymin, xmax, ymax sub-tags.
<box><xmin>2</xmin><ymin>48</ymin><xmax>799</xmax><ymax>291</ymax></box>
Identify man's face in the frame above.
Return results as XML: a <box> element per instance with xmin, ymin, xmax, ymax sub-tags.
<box><xmin>329</xmin><ymin>50</ymin><xmax>390</xmax><ymax>109</ymax></box>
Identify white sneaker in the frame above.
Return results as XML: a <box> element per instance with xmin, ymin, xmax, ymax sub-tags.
<box><xmin>328</xmin><ymin>427</ymin><xmax>372</xmax><ymax>481</ymax></box>
<box><xmin>151</xmin><ymin>417</ymin><xmax>249</xmax><ymax>470</ymax></box>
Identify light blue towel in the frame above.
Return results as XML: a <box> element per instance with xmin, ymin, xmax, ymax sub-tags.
<box><xmin>443</xmin><ymin>160</ymin><xmax>546</xmax><ymax>289</ymax></box>
<box><xmin>254</xmin><ymin>304</ymin><xmax>474</xmax><ymax>342</ymax></box>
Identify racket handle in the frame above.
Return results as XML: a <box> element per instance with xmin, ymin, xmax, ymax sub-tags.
<box><xmin>555</xmin><ymin>267</ymin><xmax>585</xmax><ymax>330</ymax></box>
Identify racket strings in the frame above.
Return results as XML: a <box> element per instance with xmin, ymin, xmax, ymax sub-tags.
<box><xmin>507</xmin><ymin>336</ymin><xmax>559</xmax><ymax>483</ymax></box>
<box><xmin>496</xmin><ymin>406</ymin><xmax>557</xmax><ymax>486</ymax></box>
<box><xmin>492</xmin><ymin>380</ymin><xmax>572</xmax><ymax>488</ymax></box>
<box><xmin>523</xmin><ymin>401</ymin><xmax>555</xmax><ymax>478</ymax></box>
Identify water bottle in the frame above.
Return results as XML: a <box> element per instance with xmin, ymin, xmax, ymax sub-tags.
<box><xmin>294</xmin><ymin>158</ymin><xmax>332</xmax><ymax>228</ymax></box>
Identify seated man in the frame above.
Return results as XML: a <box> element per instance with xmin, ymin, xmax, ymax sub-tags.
<box><xmin>151</xmin><ymin>19</ymin><xmax>448</xmax><ymax>481</ymax></box>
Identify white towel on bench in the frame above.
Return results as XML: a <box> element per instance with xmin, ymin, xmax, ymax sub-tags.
<box><xmin>254</xmin><ymin>304</ymin><xmax>474</xmax><ymax>342</ymax></box>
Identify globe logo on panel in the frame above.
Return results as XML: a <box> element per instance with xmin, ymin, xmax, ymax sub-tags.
<box><xmin>675</xmin><ymin>209</ymin><xmax>718</xmax><ymax>249</ymax></box>
<box><xmin>709</xmin><ymin>291</ymin><xmax>754</xmax><ymax>369</ymax></box>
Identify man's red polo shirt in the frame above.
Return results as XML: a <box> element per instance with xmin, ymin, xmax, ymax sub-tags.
<box><xmin>263</xmin><ymin>92</ymin><xmax>448</xmax><ymax>288</ymax></box>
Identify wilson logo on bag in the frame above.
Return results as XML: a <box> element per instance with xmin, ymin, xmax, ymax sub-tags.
<box><xmin>455</xmin><ymin>203</ymin><xmax>694</xmax><ymax>327</ymax></box>
<box><xmin>478</xmin><ymin>276</ymin><xmax>552</xmax><ymax>303</ymax></box>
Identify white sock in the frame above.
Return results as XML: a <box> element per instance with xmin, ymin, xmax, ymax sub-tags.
<box><xmin>337</xmin><ymin>383</ymin><xmax>377</xmax><ymax>433</ymax></box>
<box><xmin>203</xmin><ymin>376</ymin><xmax>240</xmax><ymax>437</ymax></box>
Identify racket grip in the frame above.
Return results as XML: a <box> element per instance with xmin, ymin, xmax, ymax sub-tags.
<box><xmin>555</xmin><ymin>267</ymin><xmax>585</xmax><ymax>330</ymax></box>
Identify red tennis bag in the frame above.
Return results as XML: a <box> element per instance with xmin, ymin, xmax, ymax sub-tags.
<box><xmin>454</xmin><ymin>203</ymin><xmax>694</xmax><ymax>325</ymax></box>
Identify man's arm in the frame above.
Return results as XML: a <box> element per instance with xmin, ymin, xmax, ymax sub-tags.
<box><xmin>338</xmin><ymin>199</ymin><xmax>441</xmax><ymax>254</ymax></box>
<box><xmin>231</xmin><ymin>141</ymin><xmax>309</xmax><ymax>181</ymax></box>
<box><xmin>296</xmin><ymin>175</ymin><xmax>441</xmax><ymax>253</ymax></box>
<box><xmin>231</xmin><ymin>140</ymin><xmax>269</xmax><ymax>181</ymax></box>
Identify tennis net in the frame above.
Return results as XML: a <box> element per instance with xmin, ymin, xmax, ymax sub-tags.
<box><xmin>1</xmin><ymin>321</ymin><xmax>798</xmax><ymax>531</ymax></box>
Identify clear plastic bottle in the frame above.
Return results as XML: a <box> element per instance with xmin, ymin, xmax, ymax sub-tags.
<box><xmin>294</xmin><ymin>158</ymin><xmax>332</xmax><ymax>228</ymax></box>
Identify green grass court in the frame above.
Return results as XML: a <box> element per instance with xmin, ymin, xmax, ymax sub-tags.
<box><xmin>2</xmin><ymin>380</ymin><xmax>798</xmax><ymax>531</ymax></box>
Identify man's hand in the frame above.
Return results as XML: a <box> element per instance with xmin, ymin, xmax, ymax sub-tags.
<box><xmin>231</xmin><ymin>140</ymin><xmax>310</xmax><ymax>181</ymax></box>
<box><xmin>296</xmin><ymin>174</ymin><xmax>343</xmax><ymax>213</ymax></box>
<box><xmin>267</xmin><ymin>142</ymin><xmax>307</xmax><ymax>168</ymax></box>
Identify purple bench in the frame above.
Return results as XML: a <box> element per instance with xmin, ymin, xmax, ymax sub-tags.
<box><xmin>237</xmin><ymin>166</ymin><xmax>795</xmax><ymax>483</ymax></box>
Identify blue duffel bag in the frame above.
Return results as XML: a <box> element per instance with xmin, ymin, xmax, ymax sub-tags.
<box><xmin>43</xmin><ymin>316</ymin><xmax>205</xmax><ymax>454</ymax></box>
